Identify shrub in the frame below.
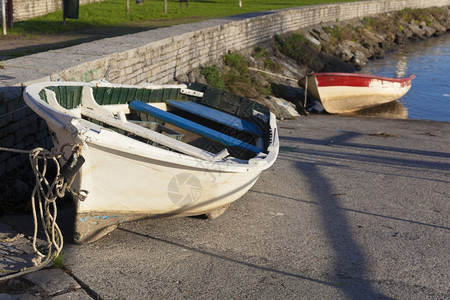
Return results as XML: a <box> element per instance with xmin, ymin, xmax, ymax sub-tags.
<box><xmin>224</xmin><ymin>53</ymin><xmax>248</xmax><ymax>75</ymax></box>
<box><xmin>201</xmin><ymin>65</ymin><xmax>225</xmax><ymax>89</ymax></box>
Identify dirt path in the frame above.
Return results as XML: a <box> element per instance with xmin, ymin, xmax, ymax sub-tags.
<box><xmin>0</xmin><ymin>18</ymin><xmax>204</xmax><ymax>60</ymax></box>
<box><xmin>0</xmin><ymin>33</ymin><xmax>89</xmax><ymax>59</ymax></box>
<box><xmin>0</xmin><ymin>25</ymin><xmax>150</xmax><ymax>60</ymax></box>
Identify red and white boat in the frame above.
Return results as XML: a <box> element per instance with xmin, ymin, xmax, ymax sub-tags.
<box><xmin>299</xmin><ymin>72</ymin><xmax>415</xmax><ymax>114</ymax></box>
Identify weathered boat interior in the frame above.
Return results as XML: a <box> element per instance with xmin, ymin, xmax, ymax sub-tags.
<box><xmin>38</xmin><ymin>83</ymin><xmax>272</xmax><ymax>160</ymax></box>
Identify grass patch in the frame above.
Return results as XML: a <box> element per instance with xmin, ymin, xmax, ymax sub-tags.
<box><xmin>53</xmin><ymin>252</ymin><xmax>65</xmax><ymax>268</ymax></box>
<box><xmin>274</xmin><ymin>33</ymin><xmax>318</xmax><ymax>69</ymax></box>
<box><xmin>323</xmin><ymin>24</ymin><xmax>343</xmax><ymax>43</ymax></box>
<box><xmin>223</xmin><ymin>52</ymin><xmax>250</xmax><ymax>93</ymax></box>
<box><xmin>2</xmin><ymin>0</ymin><xmax>361</xmax><ymax>37</ymax></box>
<box><xmin>200</xmin><ymin>50</ymin><xmax>273</xmax><ymax>99</ymax></box>
<box><xmin>224</xmin><ymin>53</ymin><xmax>248</xmax><ymax>75</ymax></box>
<box><xmin>362</xmin><ymin>15</ymin><xmax>394</xmax><ymax>34</ymax></box>
<box><xmin>253</xmin><ymin>46</ymin><xmax>280</xmax><ymax>72</ymax></box>
<box><xmin>253</xmin><ymin>46</ymin><xmax>267</xmax><ymax>59</ymax></box>
<box><xmin>397</xmin><ymin>7</ymin><xmax>438</xmax><ymax>25</ymax></box>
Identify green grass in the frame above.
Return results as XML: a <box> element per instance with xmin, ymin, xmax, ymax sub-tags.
<box><xmin>4</xmin><ymin>0</ymin><xmax>361</xmax><ymax>36</ymax></box>
<box><xmin>53</xmin><ymin>251</ymin><xmax>65</xmax><ymax>268</ymax></box>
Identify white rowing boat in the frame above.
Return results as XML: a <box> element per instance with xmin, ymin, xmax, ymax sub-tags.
<box><xmin>299</xmin><ymin>72</ymin><xmax>415</xmax><ymax>114</ymax></box>
<box><xmin>24</xmin><ymin>81</ymin><xmax>279</xmax><ymax>244</ymax></box>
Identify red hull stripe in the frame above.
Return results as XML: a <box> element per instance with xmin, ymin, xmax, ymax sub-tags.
<box><xmin>314</xmin><ymin>73</ymin><xmax>414</xmax><ymax>88</ymax></box>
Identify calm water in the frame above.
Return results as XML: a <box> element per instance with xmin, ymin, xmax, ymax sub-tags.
<box><xmin>357</xmin><ymin>33</ymin><xmax>450</xmax><ymax>123</ymax></box>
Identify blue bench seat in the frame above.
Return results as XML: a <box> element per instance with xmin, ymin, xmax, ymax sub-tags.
<box><xmin>166</xmin><ymin>100</ymin><xmax>263</xmax><ymax>136</ymax></box>
<box><xmin>129</xmin><ymin>101</ymin><xmax>263</xmax><ymax>154</ymax></box>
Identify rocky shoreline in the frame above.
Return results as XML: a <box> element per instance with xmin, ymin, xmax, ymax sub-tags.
<box><xmin>180</xmin><ymin>7</ymin><xmax>449</xmax><ymax>119</ymax></box>
<box><xmin>296</xmin><ymin>6</ymin><xmax>450</xmax><ymax>72</ymax></box>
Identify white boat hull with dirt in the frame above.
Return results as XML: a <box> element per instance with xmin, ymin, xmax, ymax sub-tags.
<box><xmin>24</xmin><ymin>81</ymin><xmax>279</xmax><ymax>244</ymax></box>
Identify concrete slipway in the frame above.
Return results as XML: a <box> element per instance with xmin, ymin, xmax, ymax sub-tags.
<box><xmin>1</xmin><ymin>114</ymin><xmax>449</xmax><ymax>299</ymax></box>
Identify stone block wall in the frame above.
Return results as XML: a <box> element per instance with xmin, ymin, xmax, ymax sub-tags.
<box><xmin>1</xmin><ymin>0</ymin><xmax>449</xmax><ymax>179</ymax></box>
<box><xmin>1</xmin><ymin>0</ymin><xmax>103</xmax><ymax>22</ymax></box>
<box><xmin>0</xmin><ymin>87</ymin><xmax>53</xmax><ymax>180</ymax></box>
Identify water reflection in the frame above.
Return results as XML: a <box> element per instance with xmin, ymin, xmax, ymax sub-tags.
<box><xmin>344</xmin><ymin>101</ymin><xmax>408</xmax><ymax>119</ymax></box>
<box><xmin>356</xmin><ymin>34</ymin><xmax>450</xmax><ymax>122</ymax></box>
<box><xmin>395</xmin><ymin>55</ymin><xmax>408</xmax><ymax>78</ymax></box>
<box><xmin>358</xmin><ymin>53</ymin><xmax>411</xmax><ymax>79</ymax></box>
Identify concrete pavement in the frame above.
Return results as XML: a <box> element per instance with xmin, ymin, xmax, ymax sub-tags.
<box><xmin>1</xmin><ymin>114</ymin><xmax>449</xmax><ymax>299</ymax></box>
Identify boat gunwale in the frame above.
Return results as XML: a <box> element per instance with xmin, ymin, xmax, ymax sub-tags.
<box><xmin>23</xmin><ymin>81</ymin><xmax>279</xmax><ymax>172</ymax></box>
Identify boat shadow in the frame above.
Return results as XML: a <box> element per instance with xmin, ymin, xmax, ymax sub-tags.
<box><xmin>272</xmin><ymin>126</ymin><xmax>449</xmax><ymax>298</ymax></box>
<box><xmin>292</xmin><ymin>160</ymin><xmax>383</xmax><ymax>299</ymax></box>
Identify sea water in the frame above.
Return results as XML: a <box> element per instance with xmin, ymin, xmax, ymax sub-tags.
<box><xmin>357</xmin><ymin>33</ymin><xmax>450</xmax><ymax>123</ymax></box>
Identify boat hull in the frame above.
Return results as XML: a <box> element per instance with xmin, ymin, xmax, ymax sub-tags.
<box><xmin>23</xmin><ymin>81</ymin><xmax>279</xmax><ymax>244</ymax></box>
<box><xmin>300</xmin><ymin>72</ymin><xmax>415</xmax><ymax>114</ymax></box>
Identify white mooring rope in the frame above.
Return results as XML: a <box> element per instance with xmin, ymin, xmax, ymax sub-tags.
<box><xmin>0</xmin><ymin>145</ymin><xmax>80</xmax><ymax>282</ymax></box>
<box><xmin>304</xmin><ymin>75</ymin><xmax>308</xmax><ymax>108</ymax></box>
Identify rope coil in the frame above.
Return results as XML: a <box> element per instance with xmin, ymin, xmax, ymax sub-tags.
<box><xmin>0</xmin><ymin>145</ymin><xmax>82</xmax><ymax>282</ymax></box>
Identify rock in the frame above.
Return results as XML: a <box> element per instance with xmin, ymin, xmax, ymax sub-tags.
<box><xmin>361</xmin><ymin>28</ymin><xmax>384</xmax><ymax>45</ymax></box>
<box><xmin>251</xmin><ymin>73</ymin><xmax>270</xmax><ymax>88</ymax></box>
<box><xmin>276</xmin><ymin>56</ymin><xmax>308</xmax><ymax>82</ymax></box>
<box><xmin>321</xmin><ymin>52</ymin><xmax>354</xmax><ymax>72</ymax></box>
<box><xmin>337</xmin><ymin>44</ymin><xmax>353</xmax><ymax>61</ymax></box>
<box><xmin>304</xmin><ymin>32</ymin><xmax>321</xmax><ymax>48</ymax></box>
<box><xmin>175</xmin><ymin>73</ymin><xmax>189</xmax><ymax>83</ymax></box>
<box><xmin>352</xmin><ymin>50</ymin><xmax>369</xmax><ymax>67</ymax></box>
<box><xmin>273</xmin><ymin>97</ymin><xmax>301</xmax><ymax>118</ymax></box>
<box><xmin>262</xmin><ymin>96</ymin><xmax>300</xmax><ymax>120</ymax></box>
<box><xmin>50</xmin><ymin>289</ymin><xmax>92</xmax><ymax>300</ymax></box>
<box><xmin>311</xmin><ymin>27</ymin><xmax>330</xmax><ymax>42</ymax></box>
<box><xmin>271</xmin><ymin>83</ymin><xmax>303</xmax><ymax>101</ymax></box>
<box><xmin>187</xmin><ymin>69</ymin><xmax>206</xmax><ymax>84</ymax></box>
<box><xmin>341</xmin><ymin>40</ymin><xmax>372</xmax><ymax>59</ymax></box>
<box><xmin>270</xmin><ymin>83</ymin><xmax>308</xmax><ymax>115</ymax></box>
<box><xmin>359</xmin><ymin>29</ymin><xmax>388</xmax><ymax>58</ymax></box>
<box><xmin>420</xmin><ymin>24</ymin><xmax>436</xmax><ymax>37</ymax></box>
<box><xmin>408</xmin><ymin>21</ymin><xmax>426</xmax><ymax>39</ymax></box>
<box><xmin>429</xmin><ymin>19</ymin><xmax>446</xmax><ymax>34</ymax></box>
<box><xmin>398</xmin><ymin>21</ymin><xmax>414</xmax><ymax>39</ymax></box>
